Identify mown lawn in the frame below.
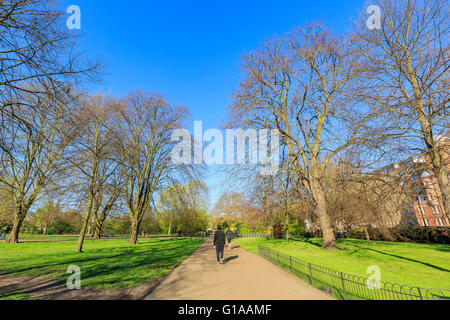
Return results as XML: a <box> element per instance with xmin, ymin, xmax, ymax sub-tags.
<box><xmin>0</xmin><ymin>238</ymin><xmax>204</xmax><ymax>290</ymax></box>
<box><xmin>234</xmin><ymin>238</ymin><xmax>450</xmax><ymax>290</ymax></box>
<box><xmin>0</xmin><ymin>292</ymin><xmax>35</xmax><ymax>300</ymax></box>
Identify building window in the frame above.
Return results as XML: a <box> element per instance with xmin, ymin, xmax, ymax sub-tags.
<box><xmin>417</xmin><ymin>195</ymin><xmax>426</xmax><ymax>202</ymax></box>
<box><xmin>427</xmin><ymin>194</ymin><xmax>433</xmax><ymax>201</ymax></box>
<box><xmin>419</xmin><ymin>206</ymin><xmax>426</xmax><ymax>215</ymax></box>
<box><xmin>432</xmin><ymin>205</ymin><xmax>440</xmax><ymax>214</ymax></box>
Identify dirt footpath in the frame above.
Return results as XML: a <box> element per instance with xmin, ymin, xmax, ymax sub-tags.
<box><xmin>146</xmin><ymin>237</ymin><xmax>333</xmax><ymax>300</ymax></box>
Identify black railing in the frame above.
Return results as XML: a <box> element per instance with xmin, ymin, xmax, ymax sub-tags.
<box><xmin>258</xmin><ymin>246</ymin><xmax>449</xmax><ymax>300</ymax></box>
<box><xmin>238</xmin><ymin>233</ymin><xmax>271</xmax><ymax>238</ymax></box>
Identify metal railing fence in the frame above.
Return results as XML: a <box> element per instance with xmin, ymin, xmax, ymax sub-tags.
<box><xmin>238</xmin><ymin>233</ymin><xmax>271</xmax><ymax>238</ymax></box>
<box><xmin>258</xmin><ymin>246</ymin><xmax>449</xmax><ymax>300</ymax></box>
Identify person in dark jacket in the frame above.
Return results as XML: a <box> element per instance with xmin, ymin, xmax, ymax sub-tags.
<box><xmin>213</xmin><ymin>225</ymin><xmax>226</xmax><ymax>264</ymax></box>
<box><xmin>225</xmin><ymin>228</ymin><xmax>233</xmax><ymax>250</ymax></box>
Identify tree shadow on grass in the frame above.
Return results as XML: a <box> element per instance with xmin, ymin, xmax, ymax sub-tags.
<box><xmin>2</xmin><ymin>239</ymin><xmax>203</xmax><ymax>290</ymax></box>
<box><xmin>364</xmin><ymin>248</ymin><xmax>449</xmax><ymax>272</ymax></box>
<box><xmin>298</xmin><ymin>238</ymin><xmax>323</xmax><ymax>248</ymax></box>
<box><xmin>432</xmin><ymin>246</ymin><xmax>450</xmax><ymax>252</ymax></box>
<box><xmin>5</xmin><ymin>249</ymin><xmax>136</xmax><ymax>275</ymax></box>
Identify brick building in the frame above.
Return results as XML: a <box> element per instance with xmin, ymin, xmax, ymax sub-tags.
<box><xmin>375</xmin><ymin>137</ymin><xmax>449</xmax><ymax>228</ymax></box>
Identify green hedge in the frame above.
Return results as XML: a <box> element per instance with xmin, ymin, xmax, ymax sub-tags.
<box><xmin>346</xmin><ymin>226</ymin><xmax>450</xmax><ymax>244</ymax></box>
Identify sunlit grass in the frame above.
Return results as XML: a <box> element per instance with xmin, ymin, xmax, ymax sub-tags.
<box><xmin>234</xmin><ymin>237</ymin><xmax>450</xmax><ymax>290</ymax></box>
<box><xmin>0</xmin><ymin>238</ymin><xmax>204</xmax><ymax>290</ymax></box>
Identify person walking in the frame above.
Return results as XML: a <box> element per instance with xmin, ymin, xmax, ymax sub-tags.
<box><xmin>213</xmin><ymin>225</ymin><xmax>226</xmax><ymax>264</ymax></box>
<box><xmin>226</xmin><ymin>228</ymin><xmax>233</xmax><ymax>250</ymax></box>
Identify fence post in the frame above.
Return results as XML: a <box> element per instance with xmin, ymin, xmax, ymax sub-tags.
<box><xmin>340</xmin><ymin>272</ymin><xmax>347</xmax><ymax>300</ymax></box>
<box><xmin>308</xmin><ymin>262</ymin><xmax>313</xmax><ymax>284</ymax></box>
<box><xmin>290</xmin><ymin>256</ymin><xmax>292</xmax><ymax>273</ymax></box>
<box><xmin>417</xmin><ymin>287</ymin><xmax>423</xmax><ymax>300</ymax></box>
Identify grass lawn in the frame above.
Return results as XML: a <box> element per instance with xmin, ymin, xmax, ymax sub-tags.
<box><xmin>0</xmin><ymin>292</ymin><xmax>36</xmax><ymax>300</ymax></box>
<box><xmin>0</xmin><ymin>238</ymin><xmax>204</xmax><ymax>290</ymax></box>
<box><xmin>234</xmin><ymin>238</ymin><xmax>450</xmax><ymax>290</ymax></box>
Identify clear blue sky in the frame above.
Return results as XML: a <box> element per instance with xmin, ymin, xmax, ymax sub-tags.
<box><xmin>64</xmin><ymin>0</ymin><xmax>367</xmax><ymax>208</ymax></box>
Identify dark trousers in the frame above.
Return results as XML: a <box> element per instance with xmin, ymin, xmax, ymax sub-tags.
<box><xmin>216</xmin><ymin>246</ymin><xmax>224</xmax><ymax>262</ymax></box>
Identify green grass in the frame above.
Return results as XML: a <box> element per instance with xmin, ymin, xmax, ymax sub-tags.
<box><xmin>0</xmin><ymin>238</ymin><xmax>204</xmax><ymax>290</ymax></box>
<box><xmin>0</xmin><ymin>292</ymin><xmax>36</xmax><ymax>300</ymax></box>
<box><xmin>234</xmin><ymin>238</ymin><xmax>450</xmax><ymax>291</ymax></box>
<box><xmin>7</xmin><ymin>234</ymin><xmax>127</xmax><ymax>238</ymax></box>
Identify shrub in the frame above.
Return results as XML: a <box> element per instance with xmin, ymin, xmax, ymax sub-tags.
<box><xmin>346</xmin><ymin>226</ymin><xmax>450</xmax><ymax>244</ymax></box>
<box><xmin>47</xmin><ymin>220</ymin><xmax>76</xmax><ymax>235</ymax></box>
<box><xmin>272</xmin><ymin>223</ymin><xmax>284</xmax><ymax>239</ymax></box>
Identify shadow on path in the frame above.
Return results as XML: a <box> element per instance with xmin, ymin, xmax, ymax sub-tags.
<box><xmin>223</xmin><ymin>256</ymin><xmax>239</xmax><ymax>264</ymax></box>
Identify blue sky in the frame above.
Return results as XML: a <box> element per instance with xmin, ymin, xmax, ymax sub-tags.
<box><xmin>64</xmin><ymin>0</ymin><xmax>367</xmax><ymax>208</ymax></box>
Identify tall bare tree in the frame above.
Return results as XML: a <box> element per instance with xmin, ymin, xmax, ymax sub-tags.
<box><xmin>229</xmin><ymin>24</ymin><xmax>376</xmax><ymax>249</ymax></box>
<box><xmin>354</xmin><ymin>0</ymin><xmax>449</xmax><ymax>219</ymax></box>
<box><xmin>91</xmin><ymin>164</ymin><xmax>123</xmax><ymax>239</ymax></box>
<box><xmin>0</xmin><ymin>89</ymin><xmax>79</xmax><ymax>243</ymax></box>
<box><xmin>115</xmin><ymin>91</ymin><xmax>190</xmax><ymax>244</ymax></box>
<box><xmin>73</xmin><ymin>94</ymin><xmax>121</xmax><ymax>252</ymax></box>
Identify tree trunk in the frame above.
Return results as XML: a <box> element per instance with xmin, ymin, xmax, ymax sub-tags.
<box><xmin>286</xmin><ymin>227</ymin><xmax>289</xmax><ymax>244</ymax></box>
<box><xmin>93</xmin><ymin>214</ymin><xmax>107</xmax><ymax>239</ymax></box>
<box><xmin>168</xmin><ymin>220</ymin><xmax>172</xmax><ymax>235</ymax></box>
<box><xmin>93</xmin><ymin>223</ymin><xmax>101</xmax><ymax>239</ymax></box>
<box><xmin>76</xmin><ymin>196</ymin><xmax>94</xmax><ymax>253</ymax></box>
<box><xmin>416</xmin><ymin>90</ymin><xmax>449</xmax><ymax>222</ymax></box>
<box><xmin>430</xmin><ymin>150</ymin><xmax>450</xmax><ymax>222</ymax></box>
<box><xmin>129</xmin><ymin>217</ymin><xmax>141</xmax><ymax>244</ymax></box>
<box><xmin>436</xmin><ymin>169</ymin><xmax>450</xmax><ymax>222</ymax></box>
<box><xmin>362</xmin><ymin>226</ymin><xmax>371</xmax><ymax>242</ymax></box>
<box><xmin>86</xmin><ymin>222</ymin><xmax>92</xmax><ymax>237</ymax></box>
<box><xmin>6</xmin><ymin>211</ymin><xmax>25</xmax><ymax>243</ymax></box>
<box><xmin>309</xmin><ymin>177</ymin><xmax>338</xmax><ymax>250</ymax></box>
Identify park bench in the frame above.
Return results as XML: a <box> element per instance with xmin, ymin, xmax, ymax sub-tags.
<box><xmin>99</xmin><ymin>233</ymin><xmax>114</xmax><ymax>238</ymax></box>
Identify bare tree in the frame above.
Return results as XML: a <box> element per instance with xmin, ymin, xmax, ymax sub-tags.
<box><xmin>229</xmin><ymin>24</ymin><xmax>376</xmax><ymax>249</ymax></box>
<box><xmin>115</xmin><ymin>91</ymin><xmax>190</xmax><ymax>244</ymax></box>
<box><xmin>73</xmin><ymin>94</ymin><xmax>121</xmax><ymax>252</ymax></box>
<box><xmin>0</xmin><ymin>0</ymin><xmax>98</xmax><ymax>115</ymax></box>
<box><xmin>156</xmin><ymin>184</ymin><xmax>185</xmax><ymax>235</ymax></box>
<box><xmin>354</xmin><ymin>0</ymin><xmax>449</xmax><ymax>219</ymax></box>
<box><xmin>0</xmin><ymin>89</ymin><xmax>79</xmax><ymax>243</ymax></box>
<box><xmin>91</xmin><ymin>163</ymin><xmax>123</xmax><ymax>239</ymax></box>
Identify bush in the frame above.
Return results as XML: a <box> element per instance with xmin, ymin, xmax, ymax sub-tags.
<box><xmin>47</xmin><ymin>220</ymin><xmax>76</xmax><ymax>235</ymax></box>
<box><xmin>346</xmin><ymin>226</ymin><xmax>450</xmax><ymax>244</ymax></box>
<box><xmin>346</xmin><ymin>229</ymin><xmax>363</xmax><ymax>239</ymax></box>
<box><xmin>272</xmin><ymin>223</ymin><xmax>284</xmax><ymax>239</ymax></box>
